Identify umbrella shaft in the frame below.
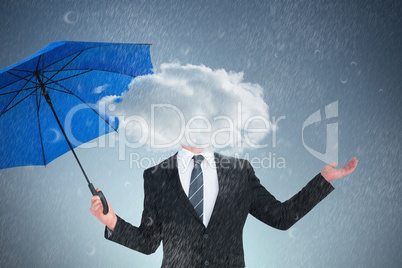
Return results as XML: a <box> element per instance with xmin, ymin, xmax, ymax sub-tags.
<box><xmin>35</xmin><ymin>73</ymin><xmax>92</xmax><ymax>186</ymax></box>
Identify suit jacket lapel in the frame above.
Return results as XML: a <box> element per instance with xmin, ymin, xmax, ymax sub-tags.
<box><xmin>168</xmin><ymin>153</ymin><xmax>204</xmax><ymax>225</ymax></box>
<box><xmin>206</xmin><ymin>152</ymin><xmax>228</xmax><ymax>229</ymax></box>
<box><xmin>167</xmin><ymin>152</ymin><xmax>229</xmax><ymax>228</ymax></box>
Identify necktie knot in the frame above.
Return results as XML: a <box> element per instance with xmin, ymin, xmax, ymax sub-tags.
<box><xmin>193</xmin><ymin>155</ymin><xmax>204</xmax><ymax>166</ymax></box>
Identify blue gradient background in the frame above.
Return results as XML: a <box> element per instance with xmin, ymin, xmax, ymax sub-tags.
<box><xmin>0</xmin><ymin>0</ymin><xmax>401</xmax><ymax>267</ymax></box>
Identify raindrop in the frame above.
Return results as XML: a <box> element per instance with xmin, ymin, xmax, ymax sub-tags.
<box><xmin>350</xmin><ymin>61</ymin><xmax>357</xmax><ymax>67</ymax></box>
<box><xmin>379</xmin><ymin>88</ymin><xmax>383</xmax><ymax>93</ymax></box>
<box><xmin>145</xmin><ymin>216</ymin><xmax>154</xmax><ymax>226</ymax></box>
<box><xmin>314</xmin><ymin>49</ymin><xmax>322</xmax><ymax>60</ymax></box>
<box><xmin>340</xmin><ymin>77</ymin><xmax>348</xmax><ymax>84</ymax></box>
<box><xmin>246</xmin><ymin>59</ymin><xmax>252</xmax><ymax>69</ymax></box>
<box><xmin>85</xmin><ymin>244</ymin><xmax>96</xmax><ymax>256</ymax></box>
<box><xmin>63</xmin><ymin>11</ymin><xmax>79</xmax><ymax>24</ymax></box>
<box><xmin>181</xmin><ymin>47</ymin><xmax>190</xmax><ymax>56</ymax></box>
<box><xmin>124</xmin><ymin>181</ymin><xmax>131</xmax><ymax>188</ymax></box>
<box><xmin>288</xmin><ymin>227</ymin><xmax>297</xmax><ymax>239</ymax></box>
<box><xmin>45</xmin><ymin>128</ymin><xmax>62</xmax><ymax>143</ymax></box>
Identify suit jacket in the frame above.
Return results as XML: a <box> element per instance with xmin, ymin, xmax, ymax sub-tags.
<box><xmin>105</xmin><ymin>152</ymin><xmax>334</xmax><ymax>267</ymax></box>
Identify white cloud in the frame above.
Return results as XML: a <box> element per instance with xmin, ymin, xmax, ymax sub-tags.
<box><xmin>99</xmin><ymin>63</ymin><xmax>271</xmax><ymax>153</ymax></box>
<box><xmin>93</xmin><ymin>84</ymin><xmax>109</xmax><ymax>94</ymax></box>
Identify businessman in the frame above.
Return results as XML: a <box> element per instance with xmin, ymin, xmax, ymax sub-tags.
<box><xmin>90</xmin><ymin>146</ymin><xmax>358</xmax><ymax>267</ymax></box>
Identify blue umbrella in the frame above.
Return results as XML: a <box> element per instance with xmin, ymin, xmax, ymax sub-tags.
<box><xmin>0</xmin><ymin>41</ymin><xmax>153</xmax><ymax>214</ymax></box>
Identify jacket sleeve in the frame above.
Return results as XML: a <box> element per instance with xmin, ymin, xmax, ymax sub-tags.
<box><xmin>247</xmin><ymin>161</ymin><xmax>335</xmax><ymax>230</ymax></box>
<box><xmin>104</xmin><ymin>169</ymin><xmax>162</xmax><ymax>254</ymax></box>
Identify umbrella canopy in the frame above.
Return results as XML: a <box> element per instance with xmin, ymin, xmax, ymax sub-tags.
<box><xmin>0</xmin><ymin>41</ymin><xmax>153</xmax><ymax>213</ymax></box>
<box><xmin>0</xmin><ymin>41</ymin><xmax>153</xmax><ymax>168</ymax></box>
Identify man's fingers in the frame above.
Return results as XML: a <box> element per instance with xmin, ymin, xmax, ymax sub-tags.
<box><xmin>90</xmin><ymin>199</ymin><xmax>102</xmax><ymax>212</ymax></box>
<box><xmin>91</xmin><ymin>194</ymin><xmax>101</xmax><ymax>203</ymax></box>
<box><xmin>93</xmin><ymin>204</ymin><xmax>102</xmax><ymax>212</ymax></box>
<box><xmin>90</xmin><ymin>202</ymin><xmax>104</xmax><ymax>216</ymax></box>
<box><xmin>339</xmin><ymin>158</ymin><xmax>358</xmax><ymax>176</ymax></box>
<box><xmin>92</xmin><ymin>199</ymin><xmax>102</xmax><ymax>209</ymax></box>
<box><xmin>93</xmin><ymin>201</ymin><xmax>102</xmax><ymax>210</ymax></box>
<box><xmin>345</xmin><ymin>158</ymin><xmax>358</xmax><ymax>170</ymax></box>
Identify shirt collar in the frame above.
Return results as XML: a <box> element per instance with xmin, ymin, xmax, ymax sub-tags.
<box><xmin>177</xmin><ymin>147</ymin><xmax>215</xmax><ymax>169</ymax></box>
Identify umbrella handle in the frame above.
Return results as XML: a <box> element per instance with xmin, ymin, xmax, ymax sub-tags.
<box><xmin>96</xmin><ymin>190</ymin><xmax>109</xmax><ymax>215</ymax></box>
<box><xmin>88</xmin><ymin>183</ymin><xmax>109</xmax><ymax>215</ymax></box>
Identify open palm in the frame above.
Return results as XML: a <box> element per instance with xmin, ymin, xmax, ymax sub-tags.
<box><xmin>321</xmin><ymin>157</ymin><xmax>358</xmax><ymax>182</ymax></box>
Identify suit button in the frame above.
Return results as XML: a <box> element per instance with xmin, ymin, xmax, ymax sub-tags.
<box><xmin>204</xmin><ymin>260</ymin><xmax>209</xmax><ymax>266</ymax></box>
<box><xmin>204</xmin><ymin>234</ymin><xmax>209</xmax><ymax>239</ymax></box>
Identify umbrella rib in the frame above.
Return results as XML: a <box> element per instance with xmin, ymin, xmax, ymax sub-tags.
<box><xmin>42</xmin><ymin>75</ymin><xmax>118</xmax><ymax>133</ymax></box>
<box><xmin>48</xmin><ymin>68</ymin><xmax>138</xmax><ymax>78</ymax></box>
<box><xmin>0</xmin><ymin>74</ymin><xmax>34</xmax><ymax>118</ymax></box>
<box><xmin>0</xmin><ymin>87</ymin><xmax>34</xmax><ymax>96</ymax></box>
<box><xmin>41</xmin><ymin>69</ymin><xmax>136</xmax><ymax>77</ymax></box>
<box><xmin>1</xmin><ymin>90</ymin><xmax>36</xmax><ymax>116</ymax></box>
<box><xmin>19</xmin><ymin>85</ymin><xmax>37</xmax><ymax>90</ymax></box>
<box><xmin>35</xmin><ymin>86</ymin><xmax>47</xmax><ymax>166</ymax></box>
<box><xmin>6</xmin><ymin>71</ymin><xmax>38</xmax><ymax>86</ymax></box>
<box><xmin>7</xmin><ymin>69</ymin><xmax>34</xmax><ymax>73</ymax></box>
<box><xmin>2</xmin><ymin>43</ymin><xmax>147</xmax><ymax>91</ymax></box>
<box><xmin>41</xmin><ymin>69</ymin><xmax>99</xmax><ymax>73</ymax></box>
<box><xmin>46</xmin><ymin>86</ymin><xmax>73</xmax><ymax>95</ymax></box>
<box><xmin>43</xmin><ymin>51</ymin><xmax>84</xmax><ymax>84</ymax></box>
<box><xmin>37</xmin><ymin>51</ymin><xmax>84</xmax><ymax>74</ymax></box>
<box><xmin>37</xmin><ymin>43</ymin><xmax>149</xmax><ymax>74</ymax></box>
<box><xmin>36</xmin><ymin>54</ymin><xmax>42</xmax><ymax>72</ymax></box>
<box><xmin>12</xmin><ymin>65</ymin><xmax>139</xmax><ymax>84</ymax></box>
<box><xmin>36</xmin><ymin>83</ymin><xmax>40</xmax><ymax>111</ymax></box>
<box><xmin>44</xmin><ymin>69</ymin><xmax>92</xmax><ymax>85</ymax></box>
<box><xmin>0</xmin><ymin>73</ymin><xmax>33</xmax><ymax>91</ymax></box>
<box><xmin>89</xmin><ymin>69</ymin><xmax>138</xmax><ymax>78</ymax></box>
<box><xmin>42</xmin><ymin>69</ymin><xmax>138</xmax><ymax>78</ymax></box>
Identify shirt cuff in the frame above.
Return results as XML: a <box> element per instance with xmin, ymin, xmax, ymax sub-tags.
<box><xmin>106</xmin><ymin>226</ymin><xmax>113</xmax><ymax>238</ymax></box>
<box><xmin>315</xmin><ymin>172</ymin><xmax>335</xmax><ymax>193</ymax></box>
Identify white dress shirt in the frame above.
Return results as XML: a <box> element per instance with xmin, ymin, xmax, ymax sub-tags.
<box><xmin>177</xmin><ymin>147</ymin><xmax>219</xmax><ymax>227</ymax></box>
<box><xmin>107</xmin><ymin>147</ymin><xmax>219</xmax><ymax>237</ymax></box>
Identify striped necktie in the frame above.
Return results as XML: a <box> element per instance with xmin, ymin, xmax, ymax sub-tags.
<box><xmin>189</xmin><ymin>154</ymin><xmax>204</xmax><ymax>220</ymax></box>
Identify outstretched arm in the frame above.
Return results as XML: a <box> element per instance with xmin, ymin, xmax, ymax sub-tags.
<box><xmin>248</xmin><ymin>157</ymin><xmax>358</xmax><ymax>230</ymax></box>
<box><xmin>248</xmin><ymin>166</ymin><xmax>334</xmax><ymax>230</ymax></box>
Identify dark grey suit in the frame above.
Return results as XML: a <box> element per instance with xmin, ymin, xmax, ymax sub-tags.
<box><xmin>105</xmin><ymin>152</ymin><xmax>334</xmax><ymax>267</ymax></box>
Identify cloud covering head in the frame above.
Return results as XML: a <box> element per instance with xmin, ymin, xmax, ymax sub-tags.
<box><xmin>102</xmin><ymin>63</ymin><xmax>271</xmax><ymax>152</ymax></box>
